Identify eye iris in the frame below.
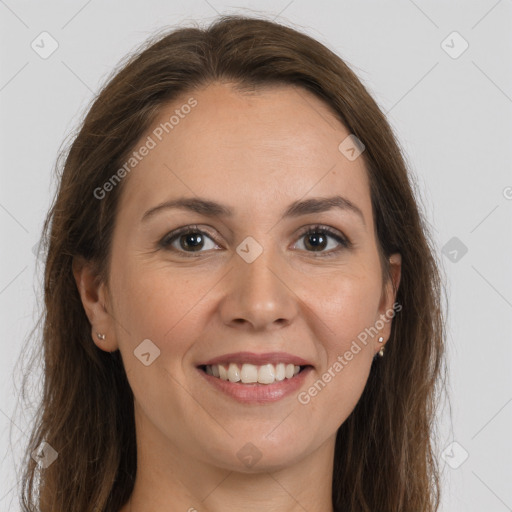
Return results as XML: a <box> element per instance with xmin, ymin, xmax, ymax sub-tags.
<box><xmin>180</xmin><ymin>232</ymin><xmax>204</xmax><ymax>251</ymax></box>
<box><xmin>305</xmin><ymin>232</ymin><xmax>327</xmax><ymax>251</ymax></box>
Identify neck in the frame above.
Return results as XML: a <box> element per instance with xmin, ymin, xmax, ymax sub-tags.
<box><xmin>123</xmin><ymin>427</ymin><xmax>336</xmax><ymax>512</ymax></box>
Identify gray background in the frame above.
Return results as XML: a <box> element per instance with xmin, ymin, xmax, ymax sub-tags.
<box><xmin>1</xmin><ymin>1</ymin><xmax>511</xmax><ymax>510</ymax></box>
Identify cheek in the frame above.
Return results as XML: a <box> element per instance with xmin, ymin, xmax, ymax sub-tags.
<box><xmin>110</xmin><ymin>264</ymin><xmax>214</xmax><ymax>427</ymax></box>
<box><xmin>110</xmin><ymin>261</ymin><xmax>212</xmax><ymax>361</ymax></box>
<box><xmin>295</xmin><ymin>267</ymin><xmax>381</xmax><ymax>419</ymax></box>
<box><xmin>298</xmin><ymin>277</ymin><xmax>379</xmax><ymax>431</ymax></box>
<box><xmin>303</xmin><ymin>267</ymin><xmax>382</xmax><ymax>346</ymax></box>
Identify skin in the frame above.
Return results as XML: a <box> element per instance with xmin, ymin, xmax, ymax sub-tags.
<box><xmin>74</xmin><ymin>82</ymin><xmax>401</xmax><ymax>512</ymax></box>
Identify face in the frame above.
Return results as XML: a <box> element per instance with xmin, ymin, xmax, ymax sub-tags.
<box><xmin>79</xmin><ymin>82</ymin><xmax>401</xmax><ymax>475</ymax></box>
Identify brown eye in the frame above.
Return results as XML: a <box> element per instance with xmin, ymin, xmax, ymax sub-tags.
<box><xmin>159</xmin><ymin>226</ymin><xmax>220</xmax><ymax>256</ymax></box>
<box><xmin>294</xmin><ymin>225</ymin><xmax>351</xmax><ymax>257</ymax></box>
<box><xmin>303</xmin><ymin>231</ymin><xmax>328</xmax><ymax>251</ymax></box>
<box><xmin>177</xmin><ymin>232</ymin><xmax>205</xmax><ymax>251</ymax></box>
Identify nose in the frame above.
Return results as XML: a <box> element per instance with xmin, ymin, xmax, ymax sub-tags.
<box><xmin>219</xmin><ymin>243</ymin><xmax>299</xmax><ymax>331</ymax></box>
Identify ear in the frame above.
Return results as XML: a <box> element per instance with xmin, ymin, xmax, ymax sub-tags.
<box><xmin>376</xmin><ymin>252</ymin><xmax>402</xmax><ymax>352</ymax></box>
<box><xmin>72</xmin><ymin>256</ymin><xmax>118</xmax><ymax>352</ymax></box>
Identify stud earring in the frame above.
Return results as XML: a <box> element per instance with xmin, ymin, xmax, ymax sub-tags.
<box><xmin>96</xmin><ymin>332</ymin><xmax>106</xmax><ymax>341</ymax></box>
<box><xmin>378</xmin><ymin>336</ymin><xmax>385</xmax><ymax>357</ymax></box>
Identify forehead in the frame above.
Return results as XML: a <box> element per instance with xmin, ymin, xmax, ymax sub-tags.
<box><xmin>117</xmin><ymin>82</ymin><xmax>372</xmax><ymax>224</ymax></box>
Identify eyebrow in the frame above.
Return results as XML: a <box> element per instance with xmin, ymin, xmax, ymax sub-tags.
<box><xmin>141</xmin><ymin>195</ymin><xmax>366</xmax><ymax>226</ymax></box>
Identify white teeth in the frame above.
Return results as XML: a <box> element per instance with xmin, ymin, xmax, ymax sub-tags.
<box><xmin>204</xmin><ymin>362</ymin><xmax>303</xmax><ymax>384</ymax></box>
<box><xmin>241</xmin><ymin>363</ymin><xmax>258</xmax><ymax>383</ymax></box>
<box><xmin>227</xmin><ymin>362</ymin><xmax>241</xmax><ymax>382</ymax></box>
<box><xmin>275</xmin><ymin>363</ymin><xmax>286</xmax><ymax>381</ymax></box>
<box><xmin>218</xmin><ymin>365</ymin><xmax>228</xmax><ymax>380</ymax></box>
<box><xmin>258</xmin><ymin>364</ymin><xmax>275</xmax><ymax>384</ymax></box>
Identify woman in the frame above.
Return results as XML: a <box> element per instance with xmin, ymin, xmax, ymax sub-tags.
<box><xmin>20</xmin><ymin>14</ymin><xmax>446</xmax><ymax>512</ymax></box>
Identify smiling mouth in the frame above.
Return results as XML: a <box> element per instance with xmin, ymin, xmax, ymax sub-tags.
<box><xmin>198</xmin><ymin>362</ymin><xmax>310</xmax><ymax>385</ymax></box>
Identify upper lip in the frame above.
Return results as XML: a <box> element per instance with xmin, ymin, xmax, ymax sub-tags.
<box><xmin>198</xmin><ymin>351</ymin><xmax>313</xmax><ymax>367</ymax></box>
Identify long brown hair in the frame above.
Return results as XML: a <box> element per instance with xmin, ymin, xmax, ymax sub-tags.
<box><xmin>16</xmin><ymin>14</ymin><xmax>447</xmax><ymax>511</ymax></box>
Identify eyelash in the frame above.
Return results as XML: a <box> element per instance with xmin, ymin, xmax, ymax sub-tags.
<box><xmin>158</xmin><ymin>224</ymin><xmax>351</xmax><ymax>259</ymax></box>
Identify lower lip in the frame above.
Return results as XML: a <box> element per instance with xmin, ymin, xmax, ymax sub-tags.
<box><xmin>196</xmin><ymin>366</ymin><xmax>313</xmax><ymax>404</ymax></box>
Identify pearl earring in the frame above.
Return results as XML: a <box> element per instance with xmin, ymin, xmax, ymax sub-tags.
<box><xmin>96</xmin><ymin>332</ymin><xmax>106</xmax><ymax>340</ymax></box>
<box><xmin>378</xmin><ymin>336</ymin><xmax>385</xmax><ymax>357</ymax></box>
